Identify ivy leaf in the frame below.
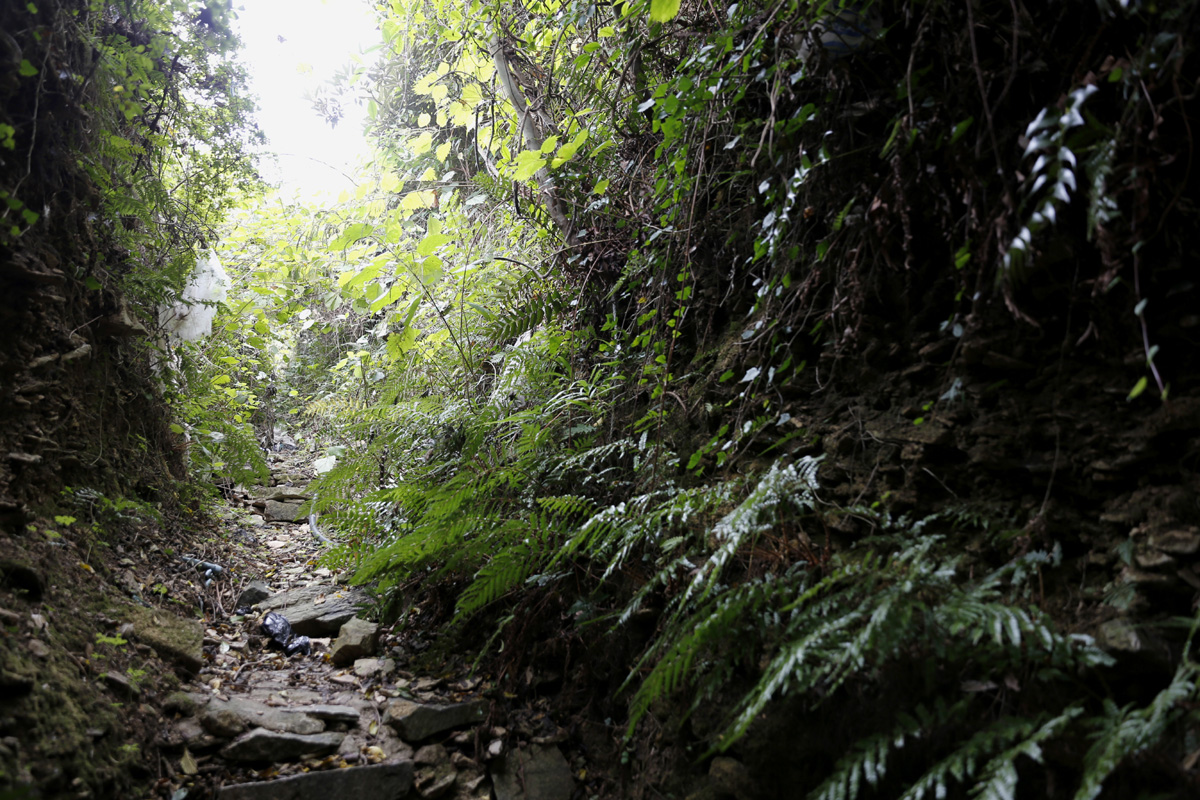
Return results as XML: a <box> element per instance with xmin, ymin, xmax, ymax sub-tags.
<box><xmin>649</xmin><ymin>0</ymin><xmax>682</xmax><ymax>23</ymax></box>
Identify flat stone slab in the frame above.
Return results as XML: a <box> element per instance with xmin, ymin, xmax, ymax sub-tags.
<box><xmin>124</xmin><ymin>606</ymin><xmax>204</xmax><ymax>674</ymax></box>
<box><xmin>221</xmin><ymin>728</ymin><xmax>345</xmax><ymax>763</ymax></box>
<box><xmin>218</xmin><ymin>761</ymin><xmax>414</xmax><ymax>799</ymax></box>
<box><xmin>263</xmin><ymin>488</ymin><xmax>311</xmax><ymax>503</ymax></box>
<box><xmin>258</xmin><ymin>585</ymin><xmax>367</xmax><ymax>637</ymax></box>
<box><xmin>201</xmin><ymin>696</ymin><xmax>325</xmax><ymax>737</ymax></box>
<box><xmin>492</xmin><ymin>744</ymin><xmax>573</xmax><ymax>800</ymax></box>
<box><xmin>383</xmin><ymin>698</ymin><xmax>488</xmax><ymax>742</ymax></box>
<box><xmin>289</xmin><ymin>704</ymin><xmax>360</xmax><ymax>726</ymax></box>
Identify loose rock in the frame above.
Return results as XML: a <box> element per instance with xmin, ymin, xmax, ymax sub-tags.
<box><xmin>384</xmin><ymin>698</ymin><xmax>488</xmax><ymax>742</ymax></box>
<box><xmin>491</xmin><ymin>744</ymin><xmax>573</xmax><ymax>800</ymax></box>
<box><xmin>331</xmin><ymin>617</ymin><xmax>379</xmax><ymax>665</ymax></box>
<box><xmin>1149</xmin><ymin>528</ymin><xmax>1200</xmax><ymax>555</ymax></box>
<box><xmin>414</xmin><ymin>761</ymin><xmax>457</xmax><ymax>799</ymax></box>
<box><xmin>236</xmin><ymin>580</ymin><xmax>272</xmax><ymax>608</ymax></box>
<box><xmin>709</xmin><ymin>756</ymin><xmax>757</xmax><ymax>800</ymax></box>
<box><xmin>290</xmin><ymin>704</ymin><xmax>360</xmax><ymax>726</ymax></box>
<box><xmin>264</xmin><ymin>500</ymin><xmax>305</xmax><ymax>522</ymax></box>
<box><xmin>354</xmin><ymin>657</ymin><xmax>395</xmax><ymax>678</ymax></box>
<box><xmin>102</xmin><ymin>671</ymin><xmax>140</xmax><ymax>699</ymax></box>
<box><xmin>220</xmin><ymin>728</ymin><xmax>345</xmax><ymax>762</ymax></box>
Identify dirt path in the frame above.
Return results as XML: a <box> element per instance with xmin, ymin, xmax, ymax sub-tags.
<box><xmin>153</xmin><ymin>451</ymin><xmax>580</xmax><ymax>800</ymax></box>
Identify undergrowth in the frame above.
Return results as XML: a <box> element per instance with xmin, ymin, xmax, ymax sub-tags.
<box><xmin>212</xmin><ymin>0</ymin><xmax>1200</xmax><ymax>795</ymax></box>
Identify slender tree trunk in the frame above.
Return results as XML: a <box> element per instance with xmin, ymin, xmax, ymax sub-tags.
<box><xmin>488</xmin><ymin>32</ymin><xmax>574</xmax><ymax>243</ymax></box>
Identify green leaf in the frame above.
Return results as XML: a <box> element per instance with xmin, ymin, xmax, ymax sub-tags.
<box><xmin>649</xmin><ymin>0</ymin><xmax>682</xmax><ymax>23</ymax></box>
<box><xmin>419</xmin><ymin>255</ymin><xmax>443</xmax><ymax>285</ymax></box>
<box><xmin>950</xmin><ymin>116</ymin><xmax>974</xmax><ymax>145</ymax></box>
<box><xmin>512</xmin><ymin>150</ymin><xmax>547</xmax><ymax>182</ymax></box>
<box><xmin>84</xmin><ymin>276</ymin><xmax>102</xmax><ymax>290</ymax></box>
<box><xmin>18</xmin><ymin>60</ymin><xmax>37</xmax><ymax>77</ymax></box>
<box><xmin>1126</xmin><ymin>376</ymin><xmax>1148</xmax><ymax>401</ymax></box>
<box><xmin>416</xmin><ymin>232</ymin><xmax>452</xmax><ymax>256</ymax></box>
<box><xmin>329</xmin><ymin>222</ymin><xmax>374</xmax><ymax>251</ymax></box>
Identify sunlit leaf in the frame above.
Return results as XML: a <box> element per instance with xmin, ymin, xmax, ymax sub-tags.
<box><xmin>370</xmin><ymin>284</ymin><xmax>406</xmax><ymax>313</ymax></box>
<box><xmin>400</xmin><ymin>191</ymin><xmax>438</xmax><ymax>210</ymax></box>
<box><xmin>649</xmin><ymin>0</ymin><xmax>682</xmax><ymax>23</ymax></box>
<box><xmin>417</xmin><ymin>233</ymin><xmax>451</xmax><ymax>256</ymax></box>
<box><xmin>513</xmin><ymin>150</ymin><xmax>547</xmax><ymax>181</ymax></box>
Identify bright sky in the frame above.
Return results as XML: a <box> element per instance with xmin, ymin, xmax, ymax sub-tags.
<box><xmin>233</xmin><ymin>0</ymin><xmax>380</xmax><ymax>198</ymax></box>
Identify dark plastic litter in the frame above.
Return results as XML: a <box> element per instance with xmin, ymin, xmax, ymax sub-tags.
<box><xmin>285</xmin><ymin>636</ymin><xmax>312</xmax><ymax>656</ymax></box>
<box><xmin>260</xmin><ymin>611</ymin><xmax>311</xmax><ymax>656</ymax></box>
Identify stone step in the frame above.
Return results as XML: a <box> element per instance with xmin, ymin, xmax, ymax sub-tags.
<box><xmin>218</xmin><ymin>761</ymin><xmax>413</xmax><ymax>799</ymax></box>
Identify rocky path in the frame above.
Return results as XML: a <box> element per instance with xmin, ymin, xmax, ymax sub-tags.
<box><xmin>154</xmin><ymin>447</ymin><xmax>578</xmax><ymax>800</ymax></box>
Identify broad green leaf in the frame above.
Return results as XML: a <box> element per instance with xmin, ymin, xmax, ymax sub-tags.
<box><xmin>419</xmin><ymin>255</ymin><xmax>443</xmax><ymax>285</ymax></box>
<box><xmin>416</xmin><ymin>233</ymin><xmax>452</xmax><ymax>256</ymax></box>
<box><xmin>649</xmin><ymin>0</ymin><xmax>682</xmax><ymax>23</ymax></box>
<box><xmin>401</xmin><ymin>191</ymin><xmax>438</xmax><ymax>210</ymax></box>
<box><xmin>370</xmin><ymin>284</ymin><xmax>407</xmax><ymax>313</ymax></box>
<box><xmin>436</xmin><ymin>141</ymin><xmax>452</xmax><ymax>162</ymax></box>
<box><xmin>513</xmin><ymin>150</ymin><xmax>546</xmax><ymax>181</ymax></box>
<box><xmin>411</xmin><ymin>132</ymin><xmax>434</xmax><ymax>155</ymax></box>
<box><xmin>551</xmin><ymin>129</ymin><xmax>589</xmax><ymax>167</ymax></box>
<box><xmin>329</xmin><ymin>222</ymin><xmax>374</xmax><ymax>251</ymax></box>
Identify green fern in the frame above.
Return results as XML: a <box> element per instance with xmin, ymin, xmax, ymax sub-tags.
<box><xmin>1074</xmin><ymin>660</ymin><xmax>1199</xmax><ymax>800</ymax></box>
<box><xmin>808</xmin><ymin>699</ymin><xmax>971</xmax><ymax>800</ymax></box>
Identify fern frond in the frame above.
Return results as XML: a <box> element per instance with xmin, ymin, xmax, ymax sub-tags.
<box><xmin>969</xmin><ymin>706</ymin><xmax>1081</xmax><ymax>800</ymax></box>
<box><xmin>808</xmin><ymin>699</ymin><xmax>971</xmax><ymax>800</ymax></box>
<box><xmin>1074</xmin><ymin>661</ymin><xmax>1198</xmax><ymax>800</ymax></box>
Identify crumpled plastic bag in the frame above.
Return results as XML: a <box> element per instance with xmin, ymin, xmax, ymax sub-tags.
<box><xmin>260</xmin><ymin>611</ymin><xmax>311</xmax><ymax>656</ymax></box>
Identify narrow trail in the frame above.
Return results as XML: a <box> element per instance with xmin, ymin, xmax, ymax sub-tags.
<box><xmin>158</xmin><ymin>440</ymin><xmax>580</xmax><ymax>800</ymax></box>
